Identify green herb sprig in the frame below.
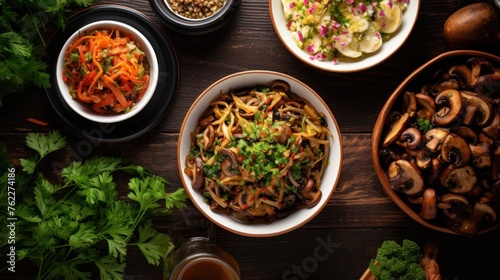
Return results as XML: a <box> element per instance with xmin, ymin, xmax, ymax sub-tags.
<box><xmin>0</xmin><ymin>0</ymin><xmax>96</xmax><ymax>107</ymax></box>
<box><xmin>0</xmin><ymin>130</ymin><xmax>188</xmax><ymax>279</ymax></box>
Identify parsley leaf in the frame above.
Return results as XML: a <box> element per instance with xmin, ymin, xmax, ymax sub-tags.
<box><xmin>0</xmin><ymin>130</ymin><xmax>188</xmax><ymax>279</ymax></box>
<box><xmin>0</xmin><ymin>0</ymin><xmax>96</xmax><ymax>107</ymax></box>
<box><xmin>134</xmin><ymin>219</ymin><xmax>175</xmax><ymax>266</ymax></box>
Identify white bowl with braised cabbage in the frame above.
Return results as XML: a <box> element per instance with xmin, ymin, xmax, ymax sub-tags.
<box><xmin>177</xmin><ymin>70</ymin><xmax>343</xmax><ymax>237</ymax></box>
<box><xmin>56</xmin><ymin>20</ymin><xmax>158</xmax><ymax>123</ymax></box>
<box><xmin>269</xmin><ymin>0</ymin><xmax>420</xmax><ymax>73</ymax></box>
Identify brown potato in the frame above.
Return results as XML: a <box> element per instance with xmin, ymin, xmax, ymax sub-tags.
<box><xmin>443</xmin><ymin>2</ymin><xmax>500</xmax><ymax>49</ymax></box>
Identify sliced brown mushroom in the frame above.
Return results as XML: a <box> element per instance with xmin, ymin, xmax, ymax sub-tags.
<box><xmin>420</xmin><ymin>188</ymin><xmax>438</xmax><ymax>220</ymax></box>
<box><xmin>460</xmin><ymin>91</ymin><xmax>493</xmax><ymax>126</ymax></box>
<box><xmin>448</xmin><ymin>64</ymin><xmax>472</xmax><ymax>88</ymax></box>
<box><xmin>424</xmin><ymin>127</ymin><xmax>450</xmax><ymax>153</ymax></box>
<box><xmin>415</xmin><ymin>93</ymin><xmax>436</xmax><ymax>115</ymax></box>
<box><xmin>404</xmin><ymin>148</ymin><xmax>432</xmax><ymax>170</ymax></box>
<box><xmin>382</xmin><ymin>112</ymin><xmax>410</xmax><ymax>148</ymax></box>
<box><xmin>397</xmin><ymin>127</ymin><xmax>422</xmax><ymax>150</ymax></box>
<box><xmin>433</xmin><ymin>89</ymin><xmax>463</xmax><ymax>126</ymax></box>
<box><xmin>476</xmin><ymin>73</ymin><xmax>500</xmax><ymax>96</ymax></box>
<box><xmin>454</xmin><ymin>126</ymin><xmax>478</xmax><ymax>144</ymax></box>
<box><xmin>202</xmin><ymin>125</ymin><xmax>215</xmax><ymax>151</ymax></box>
<box><xmin>276</xmin><ymin>124</ymin><xmax>293</xmax><ymax>144</ymax></box>
<box><xmin>440</xmin><ymin>133</ymin><xmax>471</xmax><ymax>167</ymax></box>
<box><xmin>482</xmin><ymin>112</ymin><xmax>500</xmax><ymax>140</ymax></box>
<box><xmin>301</xmin><ymin>178</ymin><xmax>322</xmax><ymax>207</ymax></box>
<box><xmin>219</xmin><ymin>147</ymin><xmax>239</xmax><ymax>177</ymax></box>
<box><xmin>449</xmin><ymin>202</ymin><xmax>497</xmax><ymax>236</ymax></box>
<box><xmin>468</xmin><ymin>57</ymin><xmax>496</xmax><ymax>87</ymax></box>
<box><xmin>387</xmin><ymin>159</ymin><xmax>424</xmax><ymax>195</ymax></box>
<box><xmin>440</xmin><ymin>165</ymin><xmax>477</xmax><ymax>194</ymax></box>
<box><xmin>191</xmin><ymin>157</ymin><xmax>205</xmax><ymax>189</ymax></box>
<box><xmin>439</xmin><ymin>193</ymin><xmax>469</xmax><ymax>220</ymax></box>
<box><xmin>270</xmin><ymin>80</ymin><xmax>290</xmax><ymax>93</ymax></box>
<box><xmin>402</xmin><ymin>91</ymin><xmax>418</xmax><ymax>117</ymax></box>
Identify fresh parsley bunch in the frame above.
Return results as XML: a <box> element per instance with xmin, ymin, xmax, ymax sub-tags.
<box><xmin>0</xmin><ymin>0</ymin><xmax>95</xmax><ymax>107</ymax></box>
<box><xmin>0</xmin><ymin>130</ymin><xmax>188</xmax><ymax>279</ymax></box>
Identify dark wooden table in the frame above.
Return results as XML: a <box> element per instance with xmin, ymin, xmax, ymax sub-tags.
<box><xmin>3</xmin><ymin>0</ymin><xmax>500</xmax><ymax>279</ymax></box>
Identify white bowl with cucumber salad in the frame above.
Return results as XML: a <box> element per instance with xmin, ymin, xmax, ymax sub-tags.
<box><xmin>269</xmin><ymin>0</ymin><xmax>420</xmax><ymax>73</ymax></box>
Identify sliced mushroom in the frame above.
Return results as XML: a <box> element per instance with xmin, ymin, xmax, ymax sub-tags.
<box><xmin>420</xmin><ymin>188</ymin><xmax>438</xmax><ymax>220</ymax></box>
<box><xmin>301</xmin><ymin>178</ymin><xmax>322</xmax><ymax>208</ymax></box>
<box><xmin>448</xmin><ymin>64</ymin><xmax>472</xmax><ymax>88</ymax></box>
<box><xmin>476</xmin><ymin>73</ymin><xmax>500</xmax><ymax>96</ymax></box>
<box><xmin>404</xmin><ymin>148</ymin><xmax>432</xmax><ymax>170</ymax></box>
<box><xmin>439</xmin><ymin>193</ymin><xmax>469</xmax><ymax>220</ymax></box>
<box><xmin>415</xmin><ymin>93</ymin><xmax>436</xmax><ymax>115</ymax></box>
<box><xmin>440</xmin><ymin>133</ymin><xmax>471</xmax><ymax>167</ymax></box>
<box><xmin>382</xmin><ymin>112</ymin><xmax>410</xmax><ymax>148</ymax></box>
<box><xmin>440</xmin><ymin>165</ymin><xmax>477</xmax><ymax>194</ymax></box>
<box><xmin>202</xmin><ymin>125</ymin><xmax>215</xmax><ymax>151</ymax></box>
<box><xmin>460</xmin><ymin>91</ymin><xmax>493</xmax><ymax>126</ymax></box>
<box><xmin>454</xmin><ymin>126</ymin><xmax>478</xmax><ymax>144</ymax></box>
<box><xmin>387</xmin><ymin>159</ymin><xmax>424</xmax><ymax>195</ymax></box>
<box><xmin>270</xmin><ymin>80</ymin><xmax>290</xmax><ymax>93</ymax></box>
<box><xmin>219</xmin><ymin>147</ymin><xmax>239</xmax><ymax>177</ymax></box>
<box><xmin>449</xmin><ymin>202</ymin><xmax>497</xmax><ymax>236</ymax></box>
<box><xmin>402</xmin><ymin>91</ymin><xmax>418</xmax><ymax>117</ymax></box>
<box><xmin>191</xmin><ymin>157</ymin><xmax>205</xmax><ymax>189</ymax></box>
<box><xmin>397</xmin><ymin>127</ymin><xmax>422</xmax><ymax>150</ymax></box>
<box><xmin>433</xmin><ymin>89</ymin><xmax>463</xmax><ymax>126</ymax></box>
<box><xmin>276</xmin><ymin>124</ymin><xmax>293</xmax><ymax>144</ymax></box>
<box><xmin>468</xmin><ymin>57</ymin><xmax>496</xmax><ymax>87</ymax></box>
<box><xmin>482</xmin><ymin>112</ymin><xmax>500</xmax><ymax>140</ymax></box>
<box><xmin>424</xmin><ymin>127</ymin><xmax>450</xmax><ymax>153</ymax></box>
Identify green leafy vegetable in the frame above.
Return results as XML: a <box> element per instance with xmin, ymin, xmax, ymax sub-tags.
<box><xmin>415</xmin><ymin>117</ymin><xmax>433</xmax><ymax>134</ymax></box>
<box><xmin>369</xmin><ymin>239</ymin><xmax>426</xmax><ymax>280</ymax></box>
<box><xmin>0</xmin><ymin>0</ymin><xmax>96</xmax><ymax>107</ymax></box>
<box><xmin>0</xmin><ymin>130</ymin><xmax>188</xmax><ymax>279</ymax></box>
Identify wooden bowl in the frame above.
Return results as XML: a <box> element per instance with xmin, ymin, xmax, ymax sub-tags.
<box><xmin>372</xmin><ymin>50</ymin><xmax>500</xmax><ymax>236</ymax></box>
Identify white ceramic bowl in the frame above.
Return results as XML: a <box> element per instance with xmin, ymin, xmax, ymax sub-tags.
<box><xmin>56</xmin><ymin>20</ymin><xmax>159</xmax><ymax>123</ymax></box>
<box><xmin>269</xmin><ymin>0</ymin><xmax>420</xmax><ymax>73</ymax></box>
<box><xmin>178</xmin><ymin>70</ymin><xmax>343</xmax><ymax>237</ymax></box>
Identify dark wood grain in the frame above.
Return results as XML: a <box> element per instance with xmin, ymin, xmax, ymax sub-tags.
<box><xmin>2</xmin><ymin>0</ymin><xmax>500</xmax><ymax>279</ymax></box>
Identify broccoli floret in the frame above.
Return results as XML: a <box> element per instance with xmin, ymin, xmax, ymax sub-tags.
<box><xmin>401</xmin><ymin>239</ymin><xmax>423</xmax><ymax>263</ymax></box>
<box><xmin>369</xmin><ymin>239</ymin><xmax>426</xmax><ymax>280</ymax></box>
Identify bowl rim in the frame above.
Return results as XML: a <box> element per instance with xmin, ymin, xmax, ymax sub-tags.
<box><xmin>177</xmin><ymin>70</ymin><xmax>344</xmax><ymax>237</ymax></box>
<box><xmin>372</xmin><ymin>50</ymin><xmax>500</xmax><ymax>235</ymax></box>
<box><xmin>268</xmin><ymin>0</ymin><xmax>421</xmax><ymax>73</ymax></box>
<box><xmin>56</xmin><ymin>19</ymin><xmax>159</xmax><ymax>124</ymax></box>
<box><xmin>149</xmin><ymin>0</ymin><xmax>242</xmax><ymax>35</ymax></box>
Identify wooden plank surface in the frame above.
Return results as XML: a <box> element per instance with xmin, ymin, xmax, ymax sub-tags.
<box><xmin>1</xmin><ymin>0</ymin><xmax>500</xmax><ymax>279</ymax></box>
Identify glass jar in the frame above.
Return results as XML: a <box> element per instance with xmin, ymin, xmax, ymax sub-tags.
<box><xmin>162</xmin><ymin>207</ymin><xmax>240</xmax><ymax>280</ymax></box>
<box><xmin>163</xmin><ymin>237</ymin><xmax>240</xmax><ymax>280</ymax></box>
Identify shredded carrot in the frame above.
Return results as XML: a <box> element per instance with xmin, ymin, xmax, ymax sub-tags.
<box><xmin>27</xmin><ymin>118</ymin><xmax>48</xmax><ymax>126</ymax></box>
<box><xmin>62</xmin><ymin>29</ymin><xmax>150</xmax><ymax>115</ymax></box>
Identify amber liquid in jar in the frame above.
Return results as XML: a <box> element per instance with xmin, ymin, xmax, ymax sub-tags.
<box><xmin>175</xmin><ymin>257</ymin><xmax>239</xmax><ymax>280</ymax></box>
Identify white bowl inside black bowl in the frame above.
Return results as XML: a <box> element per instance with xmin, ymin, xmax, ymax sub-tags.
<box><xmin>150</xmin><ymin>0</ymin><xmax>241</xmax><ymax>35</ymax></box>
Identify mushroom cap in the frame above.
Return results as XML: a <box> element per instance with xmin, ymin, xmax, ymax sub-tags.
<box><xmin>425</xmin><ymin>127</ymin><xmax>450</xmax><ymax>153</ymax></box>
<box><xmin>397</xmin><ymin>127</ymin><xmax>422</xmax><ymax>150</ymax></box>
<box><xmin>440</xmin><ymin>133</ymin><xmax>472</xmax><ymax>167</ymax></box>
<box><xmin>382</xmin><ymin>112</ymin><xmax>410</xmax><ymax>148</ymax></box>
<box><xmin>439</xmin><ymin>193</ymin><xmax>469</xmax><ymax>220</ymax></box>
<box><xmin>440</xmin><ymin>165</ymin><xmax>477</xmax><ymax>194</ymax></box>
<box><xmin>460</xmin><ymin>91</ymin><xmax>493</xmax><ymax>127</ymax></box>
<box><xmin>387</xmin><ymin>159</ymin><xmax>424</xmax><ymax>195</ymax></box>
<box><xmin>433</xmin><ymin>89</ymin><xmax>463</xmax><ymax>126</ymax></box>
<box><xmin>415</xmin><ymin>93</ymin><xmax>436</xmax><ymax>115</ymax></box>
<box><xmin>420</xmin><ymin>188</ymin><xmax>438</xmax><ymax>220</ymax></box>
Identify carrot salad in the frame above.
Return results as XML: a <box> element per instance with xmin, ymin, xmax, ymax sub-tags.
<box><xmin>63</xmin><ymin>29</ymin><xmax>150</xmax><ymax>115</ymax></box>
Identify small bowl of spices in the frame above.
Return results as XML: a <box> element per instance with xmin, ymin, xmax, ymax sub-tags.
<box><xmin>149</xmin><ymin>0</ymin><xmax>241</xmax><ymax>35</ymax></box>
